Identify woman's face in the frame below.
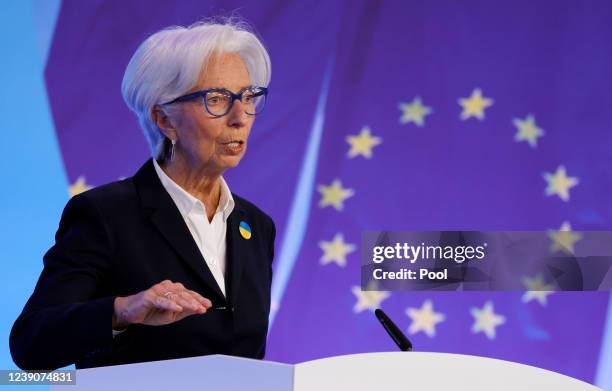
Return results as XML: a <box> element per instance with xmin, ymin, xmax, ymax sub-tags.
<box><xmin>170</xmin><ymin>52</ymin><xmax>255</xmax><ymax>174</ymax></box>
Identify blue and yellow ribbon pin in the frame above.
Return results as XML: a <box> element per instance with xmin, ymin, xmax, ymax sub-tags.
<box><xmin>239</xmin><ymin>221</ymin><xmax>252</xmax><ymax>240</ymax></box>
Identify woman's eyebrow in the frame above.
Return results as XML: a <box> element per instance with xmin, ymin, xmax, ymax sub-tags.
<box><xmin>205</xmin><ymin>85</ymin><xmax>253</xmax><ymax>92</ymax></box>
<box><xmin>236</xmin><ymin>85</ymin><xmax>255</xmax><ymax>92</ymax></box>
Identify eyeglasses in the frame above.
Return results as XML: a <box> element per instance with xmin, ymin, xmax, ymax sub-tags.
<box><xmin>162</xmin><ymin>86</ymin><xmax>268</xmax><ymax>118</ymax></box>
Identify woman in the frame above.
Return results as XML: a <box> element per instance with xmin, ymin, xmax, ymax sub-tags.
<box><xmin>9</xmin><ymin>19</ymin><xmax>275</xmax><ymax>370</ymax></box>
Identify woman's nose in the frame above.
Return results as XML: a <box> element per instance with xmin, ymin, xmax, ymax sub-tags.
<box><xmin>227</xmin><ymin>99</ymin><xmax>248</xmax><ymax>127</ymax></box>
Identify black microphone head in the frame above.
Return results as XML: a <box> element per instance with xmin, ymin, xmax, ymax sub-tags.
<box><xmin>374</xmin><ymin>308</ymin><xmax>413</xmax><ymax>352</ymax></box>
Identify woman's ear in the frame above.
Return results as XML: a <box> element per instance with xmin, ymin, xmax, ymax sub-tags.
<box><xmin>151</xmin><ymin>105</ymin><xmax>177</xmax><ymax>140</ymax></box>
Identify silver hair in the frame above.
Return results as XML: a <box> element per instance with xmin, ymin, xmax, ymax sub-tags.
<box><xmin>121</xmin><ymin>18</ymin><xmax>271</xmax><ymax>161</ymax></box>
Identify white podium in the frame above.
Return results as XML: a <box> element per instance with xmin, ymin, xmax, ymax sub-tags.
<box><xmin>51</xmin><ymin>352</ymin><xmax>601</xmax><ymax>391</ymax></box>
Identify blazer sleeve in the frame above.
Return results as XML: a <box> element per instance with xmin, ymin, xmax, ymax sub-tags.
<box><xmin>9</xmin><ymin>193</ymin><xmax>118</xmax><ymax>370</ymax></box>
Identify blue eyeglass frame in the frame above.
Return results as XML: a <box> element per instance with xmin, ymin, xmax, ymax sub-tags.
<box><xmin>161</xmin><ymin>86</ymin><xmax>268</xmax><ymax>118</ymax></box>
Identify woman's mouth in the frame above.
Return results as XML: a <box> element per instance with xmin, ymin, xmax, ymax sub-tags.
<box><xmin>221</xmin><ymin>140</ymin><xmax>245</xmax><ymax>155</ymax></box>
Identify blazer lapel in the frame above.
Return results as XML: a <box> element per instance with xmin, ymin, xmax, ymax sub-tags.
<box><xmin>225</xmin><ymin>202</ymin><xmax>248</xmax><ymax>310</ymax></box>
<box><xmin>133</xmin><ymin>159</ymin><xmax>226</xmax><ymax>303</ymax></box>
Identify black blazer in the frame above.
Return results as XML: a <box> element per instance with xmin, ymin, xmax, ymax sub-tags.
<box><xmin>9</xmin><ymin>159</ymin><xmax>275</xmax><ymax>370</ymax></box>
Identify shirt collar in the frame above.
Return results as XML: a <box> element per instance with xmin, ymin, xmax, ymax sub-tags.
<box><xmin>152</xmin><ymin>159</ymin><xmax>235</xmax><ymax>221</ymax></box>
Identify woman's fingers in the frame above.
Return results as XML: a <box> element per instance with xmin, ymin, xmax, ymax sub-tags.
<box><xmin>186</xmin><ymin>290</ymin><xmax>213</xmax><ymax>309</ymax></box>
<box><xmin>177</xmin><ymin>290</ymin><xmax>209</xmax><ymax>312</ymax></box>
<box><xmin>153</xmin><ymin>295</ymin><xmax>183</xmax><ymax>312</ymax></box>
<box><xmin>152</xmin><ymin>290</ymin><xmax>203</xmax><ymax>315</ymax></box>
<box><xmin>117</xmin><ymin>282</ymin><xmax>214</xmax><ymax>327</ymax></box>
<box><xmin>153</xmin><ymin>280</ymin><xmax>212</xmax><ymax>310</ymax></box>
<box><xmin>138</xmin><ymin>280</ymin><xmax>214</xmax><ymax>325</ymax></box>
<box><xmin>171</xmin><ymin>282</ymin><xmax>206</xmax><ymax>311</ymax></box>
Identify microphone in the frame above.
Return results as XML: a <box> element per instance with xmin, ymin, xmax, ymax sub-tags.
<box><xmin>375</xmin><ymin>308</ymin><xmax>413</xmax><ymax>352</ymax></box>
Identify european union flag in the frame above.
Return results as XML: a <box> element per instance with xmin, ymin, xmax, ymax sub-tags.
<box><xmin>45</xmin><ymin>0</ymin><xmax>612</xmax><ymax>384</ymax></box>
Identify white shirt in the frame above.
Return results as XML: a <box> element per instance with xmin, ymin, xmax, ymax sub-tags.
<box><xmin>152</xmin><ymin>159</ymin><xmax>235</xmax><ymax>297</ymax></box>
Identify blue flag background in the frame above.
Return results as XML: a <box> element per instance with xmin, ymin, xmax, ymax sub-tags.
<box><xmin>2</xmin><ymin>0</ymin><xmax>612</xmax><ymax>388</ymax></box>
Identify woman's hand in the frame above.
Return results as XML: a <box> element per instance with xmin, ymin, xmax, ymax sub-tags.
<box><xmin>112</xmin><ymin>280</ymin><xmax>212</xmax><ymax>328</ymax></box>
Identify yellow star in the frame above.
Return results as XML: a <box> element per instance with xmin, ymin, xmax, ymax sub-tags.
<box><xmin>521</xmin><ymin>274</ymin><xmax>555</xmax><ymax>306</ymax></box>
<box><xmin>69</xmin><ymin>176</ymin><xmax>92</xmax><ymax>197</ymax></box>
<box><xmin>406</xmin><ymin>300</ymin><xmax>445</xmax><ymax>337</ymax></box>
<box><xmin>398</xmin><ymin>97</ymin><xmax>433</xmax><ymax>127</ymax></box>
<box><xmin>351</xmin><ymin>281</ymin><xmax>390</xmax><ymax>313</ymax></box>
<box><xmin>317</xmin><ymin>179</ymin><xmax>354</xmax><ymax>211</ymax></box>
<box><xmin>458</xmin><ymin>88</ymin><xmax>494</xmax><ymax>120</ymax></box>
<box><xmin>470</xmin><ymin>301</ymin><xmax>505</xmax><ymax>340</ymax></box>
<box><xmin>543</xmin><ymin>165</ymin><xmax>579</xmax><ymax>202</ymax></box>
<box><xmin>513</xmin><ymin>115</ymin><xmax>544</xmax><ymax>148</ymax></box>
<box><xmin>346</xmin><ymin>126</ymin><xmax>382</xmax><ymax>159</ymax></box>
<box><xmin>319</xmin><ymin>233</ymin><xmax>356</xmax><ymax>267</ymax></box>
<box><xmin>548</xmin><ymin>221</ymin><xmax>582</xmax><ymax>255</ymax></box>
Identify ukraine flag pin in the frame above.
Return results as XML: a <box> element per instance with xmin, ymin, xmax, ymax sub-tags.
<box><xmin>239</xmin><ymin>221</ymin><xmax>252</xmax><ymax>240</ymax></box>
